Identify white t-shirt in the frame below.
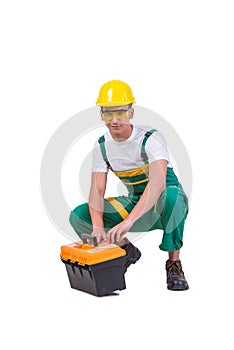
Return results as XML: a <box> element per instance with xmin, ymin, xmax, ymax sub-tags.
<box><xmin>91</xmin><ymin>124</ymin><xmax>173</xmax><ymax>172</ymax></box>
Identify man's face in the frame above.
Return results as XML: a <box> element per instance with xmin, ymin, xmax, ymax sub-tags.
<box><xmin>100</xmin><ymin>105</ymin><xmax>134</xmax><ymax>135</ymax></box>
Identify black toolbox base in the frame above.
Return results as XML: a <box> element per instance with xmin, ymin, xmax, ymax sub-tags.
<box><xmin>62</xmin><ymin>256</ymin><xmax>126</xmax><ymax>297</ymax></box>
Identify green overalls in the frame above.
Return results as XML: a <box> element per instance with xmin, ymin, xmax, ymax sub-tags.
<box><xmin>69</xmin><ymin>129</ymin><xmax>189</xmax><ymax>251</ymax></box>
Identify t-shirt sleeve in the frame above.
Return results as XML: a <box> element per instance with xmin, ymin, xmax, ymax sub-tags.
<box><xmin>145</xmin><ymin>131</ymin><xmax>170</xmax><ymax>164</ymax></box>
<box><xmin>91</xmin><ymin>140</ymin><xmax>109</xmax><ymax>172</ymax></box>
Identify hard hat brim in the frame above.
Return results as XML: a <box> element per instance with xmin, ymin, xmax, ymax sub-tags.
<box><xmin>96</xmin><ymin>100</ymin><xmax>135</xmax><ymax>107</ymax></box>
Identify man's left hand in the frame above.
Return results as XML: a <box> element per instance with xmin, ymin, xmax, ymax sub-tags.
<box><xmin>107</xmin><ymin>219</ymin><xmax>133</xmax><ymax>243</ymax></box>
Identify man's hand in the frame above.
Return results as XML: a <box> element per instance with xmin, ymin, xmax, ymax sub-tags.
<box><xmin>92</xmin><ymin>228</ymin><xmax>108</xmax><ymax>244</ymax></box>
<box><xmin>107</xmin><ymin>219</ymin><xmax>133</xmax><ymax>243</ymax></box>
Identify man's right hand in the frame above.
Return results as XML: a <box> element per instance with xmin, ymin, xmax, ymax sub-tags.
<box><xmin>92</xmin><ymin>228</ymin><xmax>108</xmax><ymax>244</ymax></box>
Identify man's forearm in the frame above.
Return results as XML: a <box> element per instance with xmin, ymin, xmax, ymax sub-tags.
<box><xmin>126</xmin><ymin>182</ymin><xmax>166</xmax><ymax>225</ymax></box>
<box><xmin>88</xmin><ymin>194</ymin><xmax>104</xmax><ymax>228</ymax></box>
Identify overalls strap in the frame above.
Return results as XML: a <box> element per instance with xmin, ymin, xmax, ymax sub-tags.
<box><xmin>98</xmin><ymin>135</ymin><xmax>111</xmax><ymax>168</ymax></box>
<box><xmin>141</xmin><ymin>129</ymin><xmax>157</xmax><ymax>163</ymax></box>
<box><xmin>98</xmin><ymin>129</ymin><xmax>158</xmax><ymax>167</ymax></box>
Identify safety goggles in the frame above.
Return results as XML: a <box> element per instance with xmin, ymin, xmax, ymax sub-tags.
<box><xmin>101</xmin><ymin>107</ymin><xmax>131</xmax><ymax>121</ymax></box>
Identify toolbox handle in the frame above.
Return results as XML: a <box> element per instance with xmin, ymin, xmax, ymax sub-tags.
<box><xmin>81</xmin><ymin>234</ymin><xmax>98</xmax><ymax>247</ymax></box>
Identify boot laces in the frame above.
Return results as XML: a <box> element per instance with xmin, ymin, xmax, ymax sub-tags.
<box><xmin>166</xmin><ymin>260</ymin><xmax>184</xmax><ymax>278</ymax></box>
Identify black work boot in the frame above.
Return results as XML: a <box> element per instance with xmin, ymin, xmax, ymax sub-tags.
<box><xmin>166</xmin><ymin>259</ymin><xmax>189</xmax><ymax>291</ymax></box>
<box><xmin>120</xmin><ymin>238</ymin><xmax>141</xmax><ymax>273</ymax></box>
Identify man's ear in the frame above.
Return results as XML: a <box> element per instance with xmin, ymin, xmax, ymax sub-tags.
<box><xmin>129</xmin><ymin>108</ymin><xmax>134</xmax><ymax>119</ymax></box>
<box><xmin>100</xmin><ymin>110</ymin><xmax>104</xmax><ymax>121</ymax></box>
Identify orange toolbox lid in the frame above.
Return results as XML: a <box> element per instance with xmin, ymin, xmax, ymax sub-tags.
<box><xmin>60</xmin><ymin>234</ymin><xmax>126</xmax><ymax>266</ymax></box>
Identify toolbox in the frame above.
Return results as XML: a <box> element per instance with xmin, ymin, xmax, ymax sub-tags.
<box><xmin>60</xmin><ymin>234</ymin><xmax>127</xmax><ymax>296</ymax></box>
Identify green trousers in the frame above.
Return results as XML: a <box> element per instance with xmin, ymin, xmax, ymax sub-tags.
<box><xmin>69</xmin><ymin>185</ymin><xmax>188</xmax><ymax>252</ymax></box>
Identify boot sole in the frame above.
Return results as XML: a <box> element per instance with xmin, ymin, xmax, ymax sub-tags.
<box><xmin>167</xmin><ymin>285</ymin><xmax>189</xmax><ymax>291</ymax></box>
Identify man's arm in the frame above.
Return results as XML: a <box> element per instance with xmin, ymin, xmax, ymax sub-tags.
<box><xmin>88</xmin><ymin>172</ymin><xmax>108</xmax><ymax>243</ymax></box>
<box><xmin>107</xmin><ymin>160</ymin><xmax>167</xmax><ymax>243</ymax></box>
<box><xmin>126</xmin><ymin>159</ymin><xmax>167</xmax><ymax>222</ymax></box>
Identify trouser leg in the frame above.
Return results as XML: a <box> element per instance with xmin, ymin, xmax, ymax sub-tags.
<box><xmin>69</xmin><ymin>199</ymin><xmax>131</xmax><ymax>239</ymax></box>
<box><xmin>69</xmin><ymin>203</ymin><xmax>92</xmax><ymax>238</ymax></box>
<box><xmin>69</xmin><ymin>187</ymin><xmax>188</xmax><ymax>252</ymax></box>
<box><xmin>155</xmin><ymin>186</ymin><xmax>188</xmax><ymax>252</ymax></box>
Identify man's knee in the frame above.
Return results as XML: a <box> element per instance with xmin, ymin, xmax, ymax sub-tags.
<box><xmin>69</xmin><ymin>210</ymin><xmax>78</xmax><ymax>229</ymax></box>
<box><xmin>69</xmin><ymin>203</ymin><xmax>90</xmax><ymax>230</ymax></box>
<box><xmin>158</xmin><ymin>186</ymin><xmax>188</xmax><ymax>216</ymax></box>
<box><xmin>165</xmin><ymin>186</ymin><xmax>180</xmax><ymax>207</ymax></box>
<box><xmin>158</xmin><ymin>186</ymin><xmax>178</xmax><ymax>211</ymax></box>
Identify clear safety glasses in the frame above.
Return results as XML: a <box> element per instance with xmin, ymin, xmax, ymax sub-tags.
<box><xmin>101</xmin><ymin>107</ymin><xmax>131</xmax><ymax>121</ymax></box>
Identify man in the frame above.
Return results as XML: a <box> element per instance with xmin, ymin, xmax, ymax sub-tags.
<box><xmin>69</xmin><ymin>80</ymin><xmax>189</xmax><ymax>291</ymax></box>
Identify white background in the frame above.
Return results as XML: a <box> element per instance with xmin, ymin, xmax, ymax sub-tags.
<box><xmin>1</xmin><ymin>1</ymin><xmax>233</xmax><ymax>349</ymax></box>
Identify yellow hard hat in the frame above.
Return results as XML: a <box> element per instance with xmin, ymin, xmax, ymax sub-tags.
<box><xmin>96</xmin><ymin>80</ymin><xmax>136</xmax><ymax>106</ymax></box>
